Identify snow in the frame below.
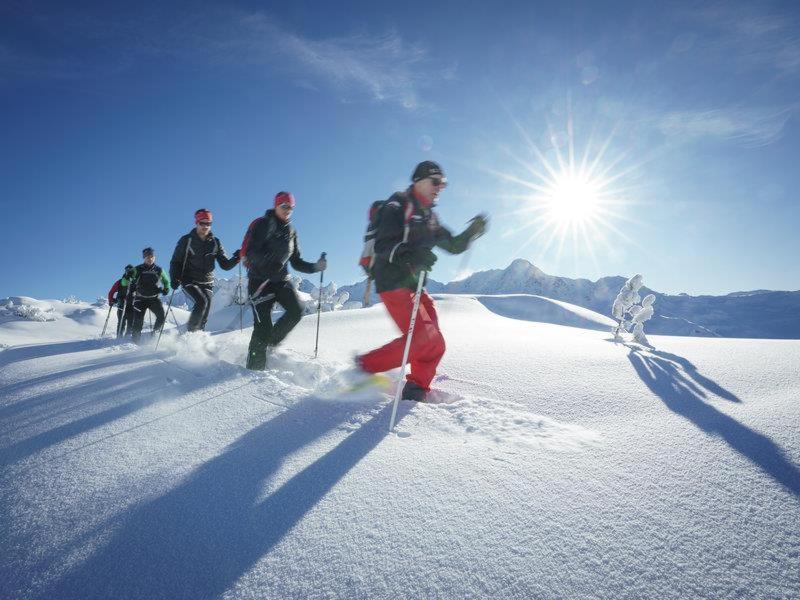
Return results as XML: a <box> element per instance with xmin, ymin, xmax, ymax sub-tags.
<box><xmin>1</xmin><ymin>293</ymin><xmax>799</xmax><ymax>599</ymax></box>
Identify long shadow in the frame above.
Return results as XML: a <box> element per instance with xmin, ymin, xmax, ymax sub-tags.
<box><xmin>0</xmin><ymin>338</ymin><xmax>116</xmax><ymax>369</ymax></box>
<box><xmin>1</xmin><ymin>375</ymin><xmax>168</xmax><ymax>467</ymax></box>
<box><xmin>1</xmin><ymin>359</ymin><xmax>238</xmax><ymax>466</ymax></box>
<box><xmin>45</xmin><ymin>400</ymin><xmax>398</xmax><ymax>600</ymax></box>
<box><xmin>628</xmin><ymin>349</ymin><xmax>800</xmax><ymax>499</ymax></box>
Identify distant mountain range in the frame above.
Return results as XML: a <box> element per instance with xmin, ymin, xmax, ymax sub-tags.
<box><xmin>337</xmin><ymin>259</ymin><xmax>800</xmax><ymax>339</ymax></box>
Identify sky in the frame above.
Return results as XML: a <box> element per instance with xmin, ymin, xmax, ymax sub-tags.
<box><xmin>1</xmin><ymin>0</ymin><xmax>798</xmax><ymax>300</ymax></box>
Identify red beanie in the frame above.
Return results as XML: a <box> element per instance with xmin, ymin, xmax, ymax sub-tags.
<box><xmin>195</xmin><ymin>209</ymin><xmax>213</xmax><ymax>224</ymax></box>
<box><xmin>274</xmin><ymin>191</ymin><xmax>296</xmax><ymax>209</ymax></box>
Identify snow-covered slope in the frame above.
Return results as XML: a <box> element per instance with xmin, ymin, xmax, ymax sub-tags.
<box><xmin>2</xmin><ymin>294</ymin><xmax>798</xmax><ymax>598</ymax></box>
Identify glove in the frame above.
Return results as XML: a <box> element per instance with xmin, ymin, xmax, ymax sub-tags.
<box><xmin>171</xmin><ymin>280</ymin><xmax>180</xmax><ymax>291</ymax></box>
<box><xmin>162</xmin><ymin>288</ymin><xmax>169</xmax><ymax>296</ymax></box>
<box><xmin>233</xmin><ymin>249</ymin><xmax>241</xmax><ymax>261</ymax></box>
<box><xmin>464</xmin><ymin>213</ymin><xmax>489</xmax><ymax>240</ymax></box>
<box><xmin>315</xmin><ymin>253</ymin><xmax>327</xmax><ymax>272</ymax></box>
<box><xmin>395</xmin><ymin>244</ymin><xmax>437</xmax><ymax>272</ymax></box>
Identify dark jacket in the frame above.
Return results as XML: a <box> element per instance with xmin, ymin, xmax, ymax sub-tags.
<box><xmin>170</xmin><ymin>230</ymin><xmax>239</xmax><ymax>287</ymax></box>
<box><xmin>128</xmin><ymin>263</ymin><xmax>170</xmax><ymax>298</ymax></box>
<box><xmin>242</xmin><ymin>210</ymin><xmax>319</xmax><ymax>283</ymax></box>
<box><xmin>372</xmin><ymin>188</ymin><xmax>473</xmax><ymax>293</ymax></box>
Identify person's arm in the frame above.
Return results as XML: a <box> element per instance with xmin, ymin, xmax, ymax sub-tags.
<box><xmin>215</xmin><ymin>238</ymin><xmax>240</xmax><ymax>271</ymax></box>
<box><xmin>160</xmin><ymin>269</ymin><xmax>171</xmax><ymax>294</ymax></box>
<box><xmin>288</xmin><ymin>230</ymin><xmax>321</xmax><ymax>274</ymax></box>
<box><xmin>373</xmin><ymin>198</ymin><xmax>407</xmax><ymax>264</ymax></box>
<box><xmin>434</xmin><ymin>214</ymin><xmax>488</xmax><ymax>254</ymax></box>
<box><xmin>108</xmin><ymin>280</ymin><xmax>120</xmax><ymax>305</ymax></box>
<box><xmin>169</xmin><ymin>236</ymin><xmax>190</xmax><ymax>286</ymax></box>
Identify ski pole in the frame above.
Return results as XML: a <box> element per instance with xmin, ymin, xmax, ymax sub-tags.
<box><xmin>155</xmin><ymin>290</ymin><xmax>175</xmax><ymax>351</ymax></box>
<box><xmin>313</xmin><ymin>252</ymin><xmax>327</xmax><ymax>359</ymax></box>
<box><xmin>100</xmin><ymin>304</ymin><xmax>113</xmax><ymax>337</ymax></box>
<box><xmin>238</xmin><ymin>262</ymin><xmax>243</xmax><ymax>332</ymax></box>
<box><xmin>388</xmin><ymin>271</ymin><xmax>426</xmax><ymax>432</ymax></box>
<box><xmin>363</xmin><ymin>277</ymin><xmax>372</xmax><ymax>307</ymax></box>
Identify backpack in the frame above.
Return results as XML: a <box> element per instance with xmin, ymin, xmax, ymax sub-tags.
<box><xmin>358</xmin><ymin>197</ymin><xmax>413</xmax><ymax>276</ymax></box>
<box><xmin>240</xmin><ymin>215</ymin><xmax>277</xmax><ymax>270</ymax></box>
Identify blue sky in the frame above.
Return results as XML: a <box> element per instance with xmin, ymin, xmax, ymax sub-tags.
<box><xmin>1</xmin><ymin>0</ymin><xmax>798</xmax><ymax>300</ymax></box>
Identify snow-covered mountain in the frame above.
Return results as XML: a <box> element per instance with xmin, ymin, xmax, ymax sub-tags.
<box><xmin>341</xmin><ymin>259</ymin><xmax>799</xmax><ymax>339</ymax></box>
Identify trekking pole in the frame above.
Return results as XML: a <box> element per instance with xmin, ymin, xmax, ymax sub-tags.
<box><xmin>313</xmin><ymin>252</ymin><xmax>327</xmax><ymax>359</ymax></box>
<box><xmin>363</xmin><ymin>278</ymin><xmax>372</xmax><ymax>307</ymax></box>
<box><xmin>155</xmin><ymin>290</ymin><xmax>175</xmax><ymax>351</ymax></box>
<box><xmin>100</xmin><ymin>304</ymin><xmax>113</xmax><ymax>337</ymax></box>
<box><xmin>238</xmin><ymin>262</ymin><xmax>243</xmax><ymax>332</ymax></box>
<box><xmin>389</xmin><ymin>271</ymin><xmax>426</xmax><ymax>432</ymax></box>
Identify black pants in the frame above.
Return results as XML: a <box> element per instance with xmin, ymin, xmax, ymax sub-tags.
<box><xmin>116</xmin><ymin>303</ymin><xmax>133</xmax><ymax>338</ymax></box>
<box><xmin>183</xmin><ymin>283</ymin><xmax>214</xmax><ymax>332</ymax></box>
<box><xmin>246</xmin><ymin>280</ymin><xmax>302</xmax><ymax>370</ymax></box>
<box><xmin>131</xmin><ymin>296</ymin><xmax>166</xmax><ymax>344</ymax></box>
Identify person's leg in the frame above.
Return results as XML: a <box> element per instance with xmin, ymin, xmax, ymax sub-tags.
<box><xmin>183</xmin><ymin>284</ymin><xmax>207</xmax><ymax>332</ymax></box>
<box><xmin>150</xmin><ymin>298</ymin><xmax>166</xmax><ymax>335</ymax></box>
<box><xmin>198</xmin><ymin>286</ymin><xmax>214</xmax><ymax>330</ymax></box>
<box><xmin>358</xmin><ymin>289</ymin><xmax>414</xmax><ymax>374</ymax></box>
<box><xmin>406</xmin><ymin>292</ymin><xmax>446</xmax><ymax>390</ymax></box>
<box><xmin>246</xmin><ymin>280</ymin><xmax>276</xmax><ymax>370</ymax></box>
<box><xmin>116</xmin><ymin>307</ymin><xmax>125</xmax><ymax>338</ymax></box>
<box><xmin>270</xmin><ymin>282</ymin><xmax>303</xmax><ymax>346</ymax></box>
<box><xmin>130</xmin><ymin>299</ymin><xmax>145</xmax><ymax>344</ymax></box>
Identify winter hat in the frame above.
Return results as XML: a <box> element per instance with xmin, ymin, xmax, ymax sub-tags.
<box><xmin>411</xmin><ymin>160</ymin><xmax>446</xmax><ymax>183</ymax></box>
<box><xmin>194</xmin><ymin>208</ymin><xmax>213</xmax><ymax>224</ymax></box>
<box><xmin>142</xmin><ymin>247</ymin><xmax>155</xmax><ymax>257</ymax></box>
<box><xmin>274</xmin><ymin>191</ymin><xmax>296</xmax><ymax>209</ymax></box>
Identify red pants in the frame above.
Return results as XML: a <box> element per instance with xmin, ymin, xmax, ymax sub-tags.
<box><xmin>359</xmin><ymin>289</ymin><xmax>445</xmax><ymax>390</ymax></box>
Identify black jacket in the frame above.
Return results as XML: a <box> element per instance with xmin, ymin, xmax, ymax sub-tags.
<box><xmin>242</xmin><ymin>210</ymin><xmax>319</xmax><ymax>283</ymax></box>
<box><xmin>372</xmin><ymin>188</ymin><xmax>473</xmax><ymax>293</ymax></box>
<box><xmin>170</xmin><ymin>230</ymin><xmax>239</xmax><ymax>287</ymax></box>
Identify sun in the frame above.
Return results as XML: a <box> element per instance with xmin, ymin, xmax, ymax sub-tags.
<box><xmin>483</xmin><ymin>110</ymin><xmax>642</xmax><ymax>272</ymax></box>
<box><xmin>546</xmin><ymin>172</ymin><xmax>602</xmax><ymax>225</ymax></box>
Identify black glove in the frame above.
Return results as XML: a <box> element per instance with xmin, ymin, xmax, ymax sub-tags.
<box><xmin>162</xmin><ymin>288</ymin><xmax>169</xmax><ymax>296</ymax></box>
<box><xmin>394</xmin><ymin>244</ymin><xmax>437</xmax><ymax>271</ymax></box>
<box><xmin>171</xmin><ymin>280</ymin><xmax>180</xmax><ymax>291</ymax></box>
<box><xmin>464</xmin><ymin>213</ymin><xmax>489</xmax><ymax>240</ymax></box>
<box><xmin>315</xmin><ymin>252</ymin><xmax>327</xmax><ymax>272</ymax></box>
<box><xmin>233</xmin><ymin>249</ymin><xmax>241</xmax><ymax>261</ymax></box>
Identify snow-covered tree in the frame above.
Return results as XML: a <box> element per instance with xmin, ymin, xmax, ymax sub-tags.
<box><xmin>612</xmin><ymin>274</ymin><xmax>655</xmax><ymax>346</ymax></box>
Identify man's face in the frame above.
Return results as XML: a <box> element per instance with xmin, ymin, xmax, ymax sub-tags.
<box><xmin>195</xmin><ymin>220</ymin><xmax>212</xmax><ymax>236</ymax></box>
<box><xmin>275</xmin><ymin>202</ymin><xmax>294</xmax><ymax>222</ymax></box>
<box><xmin>144</xmin><ymin>254</ymin><xmax>155</xmax><ymax>266</ymax></box>
<box><xmin>414</xmin><ymin>175</ymin><xmax>448</xmax><ymax>203</ymax></box>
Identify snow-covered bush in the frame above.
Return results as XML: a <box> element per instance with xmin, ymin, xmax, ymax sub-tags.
<box><xmin>14</xmin><ymin>304</ymin><xmax>57</xmax><ymax>322</ymax></box>
<box><xmin>612</xmin><ymin>274</ymin><xmax>655</xmax><ymax>346</ymax></box>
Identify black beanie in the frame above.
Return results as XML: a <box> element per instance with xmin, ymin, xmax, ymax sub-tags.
<box><xmin>142</xmin><ymin>247</ymin><xmax>154</xmax><ymax>257</ymax></box>
<box><xmin>411</xmin><ymin>160</ymin><xmax>445</xmax><ymax>182</ymax></box>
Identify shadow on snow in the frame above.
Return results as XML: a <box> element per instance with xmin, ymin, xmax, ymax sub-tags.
<box><xmin>627</xmin><ymin>346</ymin><xmax>800</xmax><ymax>499</ymax></box>
<box><xmin>44</xmin><ymin>399</ymin><xmax>401</xmax><ymax>599</ymax></box>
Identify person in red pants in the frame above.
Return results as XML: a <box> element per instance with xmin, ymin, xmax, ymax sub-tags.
<box><xmin>357</xmin><ymin>161</ymin><xmax>487</xmax><ymax>401</ymax></box>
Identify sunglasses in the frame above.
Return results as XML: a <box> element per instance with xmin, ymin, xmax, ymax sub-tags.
<box><xmin>429</xmin><ymin>177</ymin><xmax>447</xmax><ymax>188</ymax></box>
<box><xmin>278</xmin><ymin>203</ymin><xmax>294</xmax><ymax>210</ymax></box>
<box><xmin>198</xmin><ymin>221</ymin><xmax>212</xmax><ymax>226</ymax></box>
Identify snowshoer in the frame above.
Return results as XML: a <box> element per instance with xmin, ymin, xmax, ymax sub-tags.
<box><xmin>129</xmin><ymin>247</ymin><xmax>171</xmax><ymax>344</ymax></box>
<box><xmin>169</xmin><ymin>208</ymin><xmax>240</xmax><ymax>332</ymax></box>
<box><xmin>241</xmin><ymin>192</ymin><xmax>327</xmax><ymax>370</ymax></box>
<box><xmin>356</xmin><ymin>161</ymin><xmax>487</xmax><ymax>402</ymax></box>
<box><xmin>107</xmin><ymin>264</ymin><xmax>135</xmax><ymax>338</ymax></box>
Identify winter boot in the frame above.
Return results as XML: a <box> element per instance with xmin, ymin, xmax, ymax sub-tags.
<box><xmin>402</xmin><ymin>380</ymin><xmax>427</xmax><ymax>402</ymax></box>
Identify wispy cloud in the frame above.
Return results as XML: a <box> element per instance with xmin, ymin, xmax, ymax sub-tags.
<box><xmin>0</xmin><ymin>7</ymin><xmax>449</xmax><ymax>110</ymax></box>
<box><xmin>687</xmin><ymin>2</ymin><xmax>800</xmax><ymax>76</ymax></box>
<box><xmin>237</xmin><ymin>13</ymin><xmax>437</xmax><ymax>109</ymax></box>
<box><xmin>657</xmin><ymin>105</ymin><xmax>797</xmax><ymax>148</ymax></box>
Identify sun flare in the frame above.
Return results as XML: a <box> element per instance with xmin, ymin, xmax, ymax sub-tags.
<box><xmin>486</xmin><ymin>111</ymin><xmax>642</xmax><ymax>272</ymax></box>
<box><xmin>546</xmin><ymin>173</ymin><xmax>602</xmax><ymax>224</ymax></box>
